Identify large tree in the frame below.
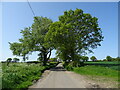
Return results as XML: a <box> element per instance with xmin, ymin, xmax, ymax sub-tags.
<box><xmin>45</xmin><ymin>9</ymin><xmax>104</xmax><ymax>65</ymax></box>
<box><xmin>31</xmin><ymin>16</ymin><xmax>53</xmax><ymax>65</ymax></box>
<box><xmin>9</xmin><ymin>17</ymin><xmax>53</xmax><ymax>65</ymax></box>
<box><xmin>19</xmin><ymin>17</ymin><xmax>53</xmax><ymax>65</ymax></box>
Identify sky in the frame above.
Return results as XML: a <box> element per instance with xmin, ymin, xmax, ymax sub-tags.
<box><xmin>0</xmin><ymin>2</ymin><xmax>118</xmax><ymax>61</ymax></box>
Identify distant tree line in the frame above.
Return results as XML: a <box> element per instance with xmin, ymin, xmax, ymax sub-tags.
<box><xmin>103</xmin><ymin>56</ymin><xmax>120</xmax><ymax>61</ymax></box>
<box><xmin>4</xmin><ymin>58</ymin><xmax>20</xmax><ymax>66</ymax></box>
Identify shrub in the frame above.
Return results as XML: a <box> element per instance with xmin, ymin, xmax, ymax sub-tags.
<box><xmin>13</xmin><ymin>58</ymin><xmax>20</xmax><ymax>62</ymax></box>
<box><xmin>106</xmin><ymin>56</ymin><xmax>112</xmax><ymax>61</ymax></box>
<box><xmin>66</xmin><ymin>63</ymin><xmax>73</xmax><ymax>71</ymax></box>
<box><xmin>6</xmin><ymin>58</ymin><xmax>12</xmax><ymax>66</ymax></box>
<box><xmin>90</xmin><ymin>56</ymin><xmax>97</xmax><ymax>61</ymax></box>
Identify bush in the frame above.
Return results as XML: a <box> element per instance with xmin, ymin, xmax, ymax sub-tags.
<box><xmin>66</xmin><ymin>63</ymin><xmax>73</xmax><ymax>71</ymax></box>
<box><xmin>63</xmin><ymin>61</ymin><xmax>85</xmax><ymax>71</ymax></box>
<box><xmin>6</xmin><ymin>58</ymin><xmax>12</xmax><ymax>66</ymax></box>
<box><xmin>106</xmin><ymin>56</ymin><xmax>112</xmax><ymax>61</ymax></box>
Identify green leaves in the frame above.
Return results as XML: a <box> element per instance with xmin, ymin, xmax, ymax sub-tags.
<box><xmin>90</xmin><ymin>56</ymin><xmax>97</xmax><ymax>61</ymax></box>
<box><xmin>46</xmin><ymin>8</ymin><xmax>104</xmax><ymax>63</ymax></box>
<box><xmin>9</xmin><ymin>17</ymin><xmax>53</xmax><ymax>64</ymax></box>
<box><xmin>9</xmin><ymin>9</ymin><xmax>103</xmax><ymax>66</ymax></box>
<box><xmin>2</xmin><ymin>63</ymin><xmax>46</xmax><ymax>88</ymax></box>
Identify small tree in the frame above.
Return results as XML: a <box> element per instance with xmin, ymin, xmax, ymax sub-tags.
<box><xmin>13</xmin><ymin>58</ymin><xmax>20</xmax><ymax>62</ymax></box>
<box><xmin>90</xmin><ymin>56</ymin><xmax>97</xmax><ymax>61</ymax></box>
<box><xmin>115</xmin><ymin>57</ymin><xmax>120</xmax><ymax>61</ymax></box>
<box><xmin>103</xmin><ymin>59</ymin><xmax>107</xmax><ymax>61</ymax></box>
<box><xmin>106</xmin><ymin>56</ymin><xmax>112</xmax><ymax>61</ymax></box>
<box><xmin>82</xmin><ymin>56</ymin><xmax>89</xmax><ymax>62</ymax></box>
<box><xmin>6</xmin><ymin>58</ymin><xmax>12</xmax><ymax>66</ymax></box>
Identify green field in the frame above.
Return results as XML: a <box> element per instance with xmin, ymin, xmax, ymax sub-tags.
<box><xmin>84</xmin><ymin>61</ymin><xmax>120</xmax><ymax>64</ymax></box>
<box><xmin>73</xmin><ymin>65</ymin><xmax>119</xmax><ymax>88</ymax></box>
<box><xmin>2</xmin><ymin>62</ymin><xmax>58</xmax><ymax>88</ymax></box>
<box><xmin>84</xmin><ymin>61</ymin><xmax>120</xmax><ymax>71</ymax></box>
<box><xmin>73</xmin><ymin>65</ymin><xmax>119</xmax><ymax>78</ymax></box>
<box><xmin>64</xmin><ymin>61</ymin><xmax>119</xmax><ymax>88</ymax></box>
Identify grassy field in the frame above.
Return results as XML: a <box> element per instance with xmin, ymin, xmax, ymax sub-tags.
<box><xmin>73</xmin><ymin>65</ymin><xmax>119</xmax><ymax>88</ymax></box>
<box><xmin>84</xmin><ymin>61</ymin><xmax>120</xmax><ymax>64</ymax></box>
<box><xmin>84</xmin><ymin>61</ymin><xmax>120</xmax><ymax>71</ymax></box>
<box><xmin>73</xmin><ymin>65</ymin><xmax>119</xmax><ymax>78</ymax></box>
<box><xmin>2</xmin><ymin>62</ymin><xmax>58</xmax><ymax>88</ymax></box>
<box><xmin>64</xmin><ymin>61</ymin><xmax>119</xmax><ymax>88</ymax></box>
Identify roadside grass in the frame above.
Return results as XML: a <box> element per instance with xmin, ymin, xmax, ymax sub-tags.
<box><xmin>73</xmin><ymin>65</ymin><xmax>119</xmax><ymax>79</ymax></box>
<box><xmin>2</xmin><ymin>62</ymin><xmax>58</xmax><ymax>88</ymax></box>
<box><xmin>73</xmin><ymin>65</ymin><xmax>119</xmax><ymax>88</ymax></box>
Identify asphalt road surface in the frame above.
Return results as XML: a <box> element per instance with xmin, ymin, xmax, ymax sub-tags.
<box><xmin>29</xmin><ymin>63</ymin><xmax>93</xmax><ymax>88</ymax></box>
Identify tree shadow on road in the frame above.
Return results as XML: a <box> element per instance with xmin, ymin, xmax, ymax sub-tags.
<box><xmin>50</xmin><ymin>66</ymin><xmax>66</xmax><ymax>71</ymax></box>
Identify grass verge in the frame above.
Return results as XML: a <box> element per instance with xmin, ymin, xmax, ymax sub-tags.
<box><xmin>73</xmin><ymin>65</ymin><xmax>119</xmax><ymax>88</ymax></box>
<box><xmin>2</xmin><ymin>62</ymin><xmax>58</xmax><ymax>89</ymax></box>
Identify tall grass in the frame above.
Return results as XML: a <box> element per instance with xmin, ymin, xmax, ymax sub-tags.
<box><xmin>2</xmin><ymin>63</ymin><xmax>46</xmax><ymax>88</ymax></box>
<box><xmin>73</xmin><ymin>65</ymin><xmax>119</xmax><ymax>79</ymax></box>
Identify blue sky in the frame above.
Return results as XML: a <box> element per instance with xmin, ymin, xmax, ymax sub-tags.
<box><xmin>1</xmin><ymin>2</ymin><xmax>118</xmax><ymax>61</ymax></box>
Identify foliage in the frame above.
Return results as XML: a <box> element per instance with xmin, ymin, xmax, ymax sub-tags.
<box><xmin>45</xmin><ymin>8</ymin><xmax>104</xmax><ymax>66</ymax></box>
<box><xmin>81</xmin><ymin>56</ymin><xmax>89</xmax><ymax>62</ymax></box>
<box><xmin>103</xmin><ymin>56</ymin><xmax>120</xmax><ymax>61</ymax></box>
<box><xmin>106</xmin><ymin>56</ymin><xmax>112</xmax><ymax>61</ymax></box>
<box><xmin>6</xmin><ymin>58</ymin><xmax>12</xmax><ymax>66</ymax></box>
<box><xmin>9</xmin><ymin>17</ymin><xmax>53</xmax><ymax>65</ymax></box>
<box><xmin>49</xmin><ymin>58</ymin><xmax>57</xmax><ymax>62</ymax></box>
<box><xmin>2</xmin><ymin>62</ymin><xmax>58</xmax><ymax>88</ymax></box>
<box><xmin>116</xmin><ymin>57</ymin><xmax>120</xmax><ymax>61</ymax></box>
<box><xmin>13</xmin><ymin>58</ymin><xmax>20</xmax><ymax>62</ymax></box>
<box><xmin>63</xmin><ymin>61</ymin><xmax>84</xmax><ymax>71</ymax></box>
<box><xmin>90</xmin><ymin>56</ymin><xmax>97</xmax><ymax>61</ymax></box>
<box><xmin>30</xmin><ymin>17</ymin><xmax>53</xmax><ymax>65</ymax></box>
<box><xmin>9</xmin><ymin>42</ymin><xmax>29</xmax><ymax>61</ymax></box>
<box><xmin>65</xmin><ymin>63</ymin><xmax>74</xmax><ymax>71</ymax></box>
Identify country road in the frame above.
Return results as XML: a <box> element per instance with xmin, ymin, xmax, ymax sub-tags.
<box><xmin>29</xmin><ymin>63</ymin><xmax>101</xmax><ymax>88</ymax></box>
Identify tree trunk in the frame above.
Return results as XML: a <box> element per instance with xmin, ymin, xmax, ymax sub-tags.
<box><xmin>47</xmin><ymin>49</ymin><xmax>52</xmax><ymax>60</ymax></box>
<box><xmin>43</xmin><ymin>53</ymin><xmax>47</xmax><ymax>66</ymax></box>
<box><xmin>23</xmin><ymin>55</ymin><xmax>26</xmax><ymax>62</ymax></box>
<box><xmin>41</xmin><ymin>46</ymin><xmax>52</xmax><ymax>66</ymax></box>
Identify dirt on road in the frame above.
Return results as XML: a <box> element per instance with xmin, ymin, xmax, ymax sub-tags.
<box><xmin>29</xmin><ymin>63</ymin><xmax>118</xmax><ymax>88</ymax></box>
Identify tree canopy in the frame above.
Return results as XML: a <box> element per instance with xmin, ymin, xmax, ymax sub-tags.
<box><xmin>9</xmin><ymin>16</ymin><xmax>53</xmax><ymax>65</ymax></box>
<box><xmin>45</xmin><ymin>9</ymin><xmax>104</xmax><ymax>64</ymax></box>
<box><xmin>9</xmin><ymin>9</ymin><xmax>103</xmax><ymax>66</ymax></box>
<box><xmin>90</xmin><ymin>56</ymin><xmax>97</xmax><ymax>61</ymax></box>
